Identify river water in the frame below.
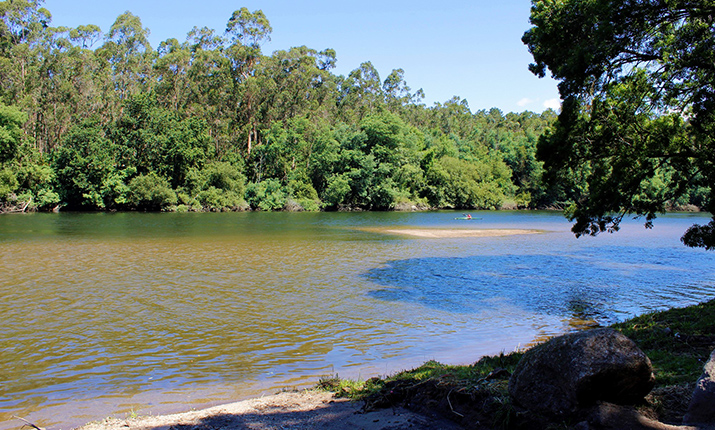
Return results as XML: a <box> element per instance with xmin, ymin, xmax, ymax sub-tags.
<box><xmin>1</xmin><ymin>211</ymin><xmax>714</xmax><ymax>429</ymax></box>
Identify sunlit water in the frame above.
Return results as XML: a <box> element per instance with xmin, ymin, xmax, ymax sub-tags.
<box><xmin>1</xmin><ymin>211</ymin><xmax>714</xmax><ymax>429</ymax></box>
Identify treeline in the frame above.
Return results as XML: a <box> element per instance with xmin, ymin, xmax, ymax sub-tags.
<box><xmin>0</xmin><ymin>1</ymin><xmax>558</xmax><ymax>212</ymax></box>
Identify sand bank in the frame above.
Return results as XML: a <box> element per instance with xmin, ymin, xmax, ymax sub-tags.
<box><xmin>370</xmin><ymin>228</ymin><xmax>541</xmax><ymax>238</ymax></box>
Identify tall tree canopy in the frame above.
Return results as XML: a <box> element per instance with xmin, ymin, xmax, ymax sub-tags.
<box><xmin>0</xmin><ymin>1</ymin><xmax>562</xmax><ymax>213</ymax></box>
<box><xmin>524</xmin><ymin>0</ymin><xmax>715</xmax><ymax>249</ymax></box>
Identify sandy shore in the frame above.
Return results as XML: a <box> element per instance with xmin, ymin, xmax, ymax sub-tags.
<box><xmin>372</xmin><ymin>228</ymin><xmax>541</xmax><ymax>238</ymax></box>
<box><xmin>76</xmin><ymin>390</ymin><xmax>461</xmax><ymax>430</ymax></box>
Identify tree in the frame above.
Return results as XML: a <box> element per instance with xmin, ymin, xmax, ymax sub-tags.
<box><xmin>0</xmin><ymin>102</ymin><xmax>27</xmax><ymax>163</ymax></box>
<box><xmin>225</xmin><ymin>8</ymin><xmax>272</xmax><ymax>155</ymax></box>
<box><xmin>154</xmin><ymin>38</ymin><xmax>191</xmax><ymax>111</ymax></box>
<box><xmin>100</xmin><ymin>11</ymin><xmax>152</xmax><ymax>106</ymax></box>
<box><xmin>111</xmin><ymin>93</ymin><xmax>212</xmax><ymax>188</ymax></box>
<box><xmin>523</xmin><ymin>0</ymin><xmax>715</xmax><ymax>248</ymax></box>
<box><xmin>337</xmin><ymin>62</ymin><xmax>383</xmax><ymax>121</ymax></box>
<box><xmin>53</xmin><ymin>118</ymin><xmax>130</xmax><ymax>209</ymax></box>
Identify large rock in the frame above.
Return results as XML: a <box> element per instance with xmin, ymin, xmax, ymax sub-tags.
<box><xmin>508</xmin><ymin>328</ymin><xmax>655</xmax><ymax>418</ymax></box>
<box><xmin>575</xmin><ymin>402</ymin><xmax>695</xmax><ymax>430</ymax></box>
<box><xmin>684</xmin><ymin>348</ymin><xmax>715</xmax><ymax>425</ymax></box>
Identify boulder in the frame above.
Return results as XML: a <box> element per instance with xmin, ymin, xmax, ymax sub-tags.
<box><xmin>684</xmin><ymin>348</ymin><xmax>715</xmax><ymax>425</ymax></box>
<box><xmin>575</xmin><ymin>402</ymin><xmax>695</xmax><ymax>430</ymax></box>
<box><xmin>508</xmin><ymin>328</ymin><xmax>655</xmax><ymax>418</ymax></box>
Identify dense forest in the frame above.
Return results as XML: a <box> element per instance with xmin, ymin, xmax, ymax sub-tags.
<box><xmin>0</xmin><ymin>1</ymin><xmax>568</xmax><ymax>212</ymax></box>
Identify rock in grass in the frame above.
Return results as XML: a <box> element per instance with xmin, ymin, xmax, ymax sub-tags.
<box><xmin>684</xmin><ymin>348</ymin><xmax>715</xmax><ymax>425</ymax></box>
<box><xmin>508</xmin><ymin>328</ymin><xmax>655</xmax><ymax>418</ymax></box>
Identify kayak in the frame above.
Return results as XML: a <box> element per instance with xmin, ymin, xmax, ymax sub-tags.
<box><xmin>454</xmin><ymin>217</ymin><xmax>480</xmax><ymax>220</ymax></box>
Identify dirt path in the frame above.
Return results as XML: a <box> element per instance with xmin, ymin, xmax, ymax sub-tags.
<box><xmin>77</xmin><ymin>390</ymin><xmax>463</xmax><ymax>430</ymax></box>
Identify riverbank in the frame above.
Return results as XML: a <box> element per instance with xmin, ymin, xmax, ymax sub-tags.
<box><xmin>71</xmin><ymin>299</ymin><xmax>715</xmax><ymax>430</ymax></box>
<box><xmin>76</xmin><ymin>390</ymin><xmax>461</xmax><ymax>430</ymax></box>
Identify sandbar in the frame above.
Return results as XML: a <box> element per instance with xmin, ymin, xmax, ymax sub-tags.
<box><xmin>371</xmin><ymin>228</ymin><xmax>541</xmax><ymax>238</ymax></box>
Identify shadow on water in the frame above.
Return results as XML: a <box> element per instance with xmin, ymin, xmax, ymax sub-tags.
<box><xmin>364</xmin><ymin>245</ymin><xmax>715</xmax><ymax>325</ymax></box>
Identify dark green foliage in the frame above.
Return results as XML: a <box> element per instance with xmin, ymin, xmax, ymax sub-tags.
<box><xmin>185</xmin><ymin>161</ymin><xmax>246</xmax><ymax>210</ymax></box>
<box><xmin>11</xmin><ymin>149</ymin><xmax>60</xmax><ymax>209</ymax></box>
<box><xmin>53</xmin><ymin>119</ymin><xmax>123</xmax><ymax>209</ymax></box>
<box><xmin>128</xmin><ymin>172</ymin><xmax>177</xmax><ymax>210</ymax></box>
<box><xmin>111</xmin><ymin>93</ymin><xmax>212</xmax><ymax>188</ymax></box>
<box><xmin>245</xmin><ymin>178</ymin><xmax>286</xmax><ymax>210</ymax></box>
<box><xmin>524</xmin><ymin>0</ymin><xmax>715</xmax><ymax>247</ymax></box>
<box><xmin>0</xmin><ymin>167</ymin><xmax>17</xmax><ymax>198</ymax></box>
<box><xmin>0</xmin><ymin>103</ymin><xmax>26</xmax><ymax>163</ymax></box>
<box><xmin>11</xmin><ymin>1</ymin><xmax>699</xmax><ymax>213</ymax></box>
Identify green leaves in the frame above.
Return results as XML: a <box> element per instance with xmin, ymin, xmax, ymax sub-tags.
<box><xmin>0</xmin><ymin>103</ymin><xmax>26</xmax><ymax>163</ymax></box>
<box><xmin>526</xmin><ymin>0</ymin><xmax>715</xmax><ymax>247</ymax></box>
<box><xmin>128</xmin><ymin>172</ymin><xmax>177</xmax><ymax>210</ymax></box>
<box><xmin>0</xmin><ymin>2</ymin><xmax>564</xmax><ymax>214</ymax></box>
<box><xmin>225</xmin><ymin>8</ymin><xmax>272</xmax><ymax>49</ymax></box>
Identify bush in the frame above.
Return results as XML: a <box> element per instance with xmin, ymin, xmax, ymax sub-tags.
<box><xmin>245</xmin><ymin>179</ymin><xmax>287</xmax><ymax>210</ymax></box>
<box><xmin>287</xmin><ymin>178</ymin><xmax>321</xmax><ymax>211</ymax></box>
<box><xmin>195</xmin><ymin>187</ymin><xmax>244</xmax><ymax>211</ymax></box>
<box><xmin>128</xmin><ymin>172</ymin><xmax>177</xmax><ymax>210</ymax></box>
<box><xmin>323</xmin><ymin>174</ymin><xmax>350</xmax><ymax>208</ymax></box>
<box><xmin>185</xmin><ymin>162</ymin><xmax>247</xmax><ymax>210</ymax></box>
<box><xmin>0</xmin><ymin>168</ymin><xmax>18</xmax><ymax>199</ymax></box>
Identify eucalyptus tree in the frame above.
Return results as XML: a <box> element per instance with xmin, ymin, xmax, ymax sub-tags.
<box><xmin>224</xmin><ymin>7</ymin><xmax>272</xmax><ymax>155</ymax></box>
<box><xmin>99</xmin><ymin>11</ymin><xmax>153</xmax><ymax>115</ymax></box>
<box><xmin>427</xmin><ymin>97</ymin><xmax>475</xmax><ymax>140</ymax></box>
<box><xmin>382</xmin><ymin>68</ymin><xmax>424</xmax><ymax>114</ymax></box>
<box><xmin>32</xmin><ymin>26</ymin><xmax>76</xmax><ymax>151</ymax></box>
<box><xmin>185</xmin><ymin>26</ymin><xmax>233</xmax><ymax>155</ymax></box>
<box><xmin>337</xmin><ymin>61</ymin><xmax>384</xmax><ymax>122</ymax></box>
<box><xmin>0</xmin><ymin>0</ymin><xmax>51</xmax><ymax>106</ymax></box>
<box><xmin>154</xmin><ymin>38</ymin><xmax>191</xmax><ymax>111</ymax></box>
<box><xmin>524</xmin><ymin>0</ymin><xmax>715</xmax><ymax>248</ymax></box>
<box><xmin>257</xmin><ymin>46</ymin><xmax>337</xmax><ymax>124</ymax></box>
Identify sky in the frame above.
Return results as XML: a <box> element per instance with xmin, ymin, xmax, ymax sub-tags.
<box><xmin>41</xmin><ymin>0</ymin><xmax>561</xmax><ymax>114</ymax></box>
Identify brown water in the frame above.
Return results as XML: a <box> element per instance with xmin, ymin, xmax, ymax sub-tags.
<box><xmin>1</xmin><ymin>211</ymin><xmax>714</xmax><ymax>429</ymax></box>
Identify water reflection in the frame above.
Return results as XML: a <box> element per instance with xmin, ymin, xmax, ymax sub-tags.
<box><xmin>365</xmin><ymin>246</ymin><xmax>714</xmax><ymax>325</ymax></box>
<box><xmin>1</xmin><ymin>211</ymin><xmax>715</xmax><ymax>430</ymax></box>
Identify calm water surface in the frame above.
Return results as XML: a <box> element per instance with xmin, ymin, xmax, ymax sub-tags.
<box><xmin>1</xmin><ymin>211</ymin><xmax>714</xmax><ymax>429</ymax></box>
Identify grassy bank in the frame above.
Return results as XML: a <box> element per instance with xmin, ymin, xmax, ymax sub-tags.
<box><xmin>319</xmin><ymin>299</ymin><xmax>715</xmax><ymax>427</ymax></box>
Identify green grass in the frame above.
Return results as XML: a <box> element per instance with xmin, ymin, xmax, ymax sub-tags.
<box><xmin>317</xmin><ymin>352</ymin><xmax>523</xmax><ymax>401</ymax></box>
<box><xmin>613</xmin><ymin>299</ymin><xmax>715</xmax><ymax>386</ymax></box>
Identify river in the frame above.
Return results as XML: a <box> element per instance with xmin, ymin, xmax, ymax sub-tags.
<box><xmin>1</xmin><ymin>210</ymin><xmax>714</xmax><ymax>429</ymax></box>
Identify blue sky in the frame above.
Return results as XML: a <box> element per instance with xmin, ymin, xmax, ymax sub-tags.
<box><xmin>41</xmin><ymin>0</ymin><xmax>561</xmax><ymax>114</ymax></box>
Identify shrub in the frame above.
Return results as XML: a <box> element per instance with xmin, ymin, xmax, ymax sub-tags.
<box><xmin>245</xmin><ymin>179</ymin><xmax>286</xmax><ymax>211</ymax></box>
<box><xmin>128</xmin><ymin>172</ymin><xmax>177</xmax><ymax>210</ymax></box>
<box><xmin>323</xmin><ymin>174</ymin><xmax>350</xmax><ymax>208</ymax></box>
<box><xmin>0</xmin><ymin>168</ymin><xmax>18</xmax><ymax>199</ymax></box>
<box><xmin>185</xmin><ymin>162</ymin><xmax>247</xmax><ymax>210</ymax></box>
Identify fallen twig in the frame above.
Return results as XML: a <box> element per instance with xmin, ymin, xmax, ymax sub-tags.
<box><xmin>446</xmin><ymin>389</ymin><xmax>464</xmax><ymax>418</ymax></box>
<box><xmin>12</xmin><ymin>416</ymin><xmax>45</xmax><ymax>430</ymax></box>
<box><xmin>21</xmin><ymin>197</ymin><xmax>32</xmax><ymax>213</ymax></box>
